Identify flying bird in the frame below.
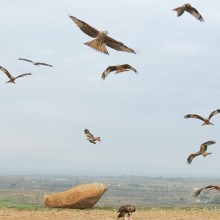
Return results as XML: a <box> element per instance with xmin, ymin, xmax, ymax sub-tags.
<box><xmin>173</xmin><ymin>3</ymin><xmax>204</xmax><ymax>22</ymax></box>
<box><xmin>18</xmin><ymin>58</ymin><xmax>53</xmax><ymax>67</ymax></box>
<box><xmin>184</xmin><ymin>109</ymin><xmax>220</xmax><ymax>125</ymax></box>
<box><xmin>0</xmin><ymin>66</ymin><xmax>31</xmax><ymax>84</ymax></box>
<box><xmin>117</xmin><ymin>205</ymin><xmax>136</xmax><ymax>219</ymax></box>
<box><xmin>187</xmin><ymin>141</ymin><xmax>216</xmax><ymax>164</ymax></box>
<box><xmin>101</xmin><ymin>64</ymin><xmax>137</xmax><ymax>80</ymax></box>
<box><xmin>194</xmin><ymin>185</ymin><xmax>220</xmax><ymax>197</ymax></box>
<box><xmin>84</xmin><ymin>129</ymin><xmax>101</xmax><ymax>144</ymax></box>
<box><xmin>69</xmin><ymin>16</ymin><xmax>136</xmax><ymax>55</ymax></box>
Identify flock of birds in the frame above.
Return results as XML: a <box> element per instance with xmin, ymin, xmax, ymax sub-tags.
<box><xmin>2</xmin><ymin>2</ymin><xmax>220</xmax><ymax>219</ymax></box>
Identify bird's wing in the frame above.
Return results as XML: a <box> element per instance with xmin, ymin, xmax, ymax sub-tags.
<box><xmin>69</xmin><ymin>16</ymin><xmax>99</xmax><ymax>38</ymax></box>
<box><xmin>15</xmin><ymin>73</ymin><xmax>32</xmax><ymax>80</ymax></box>
<box><xmin>89</xmin><ymin>140</ymin><xmax>96</xmax><ymax>144</ymax></box>
<box><xmin>121</xmin><ymin>64</ymin><xmax>138</xmax><ymax>73</ymax></box>
<box><xmin>185</xmin><ymin>5</ymin><xmax>204</xmax><ymax>22</ymax></box>
<box><xmin>194</xmin><ymin>185</ymin><xmax>216</xmax><ymax>197</ymax></box>
<box><xmin>187</xmin><ymin>152</ymin><xmax>201</xmax><ymax>164</ymax></box>
<box><xmin>172</xmin><ymin>6</ymin><xmax>185</xmax><ymax>17</ymax></box>
<box><xmin>201</xmin><ymin>141</ymin><xmax>216</xmax><ymax>148</ymax></box>
<box><xmin>184</xmin><ymin>114</ymin><xmax>205</xmax><ymax>122</ymax></box>
<box><xmin>0</xmin><ymin>66</ymin><xmax>13</xmax><ymax>80</ymax></box>
<box><xmin>18</xmin><ymin>58</ymin><xmax>33</xmax><ymax>63</ymax></box>
<box><xmin>36</xmin><ymin>63</ymin><xmax>53</xmax><ymax>67</ymax></box>
<box><xmin>84</xmin><ymin>129</ymin><xmax>94</xmax><ymax>138</ymax></box>
<box><xmin>101</xmin><ymin>66</ymin><xmax>117</xmax><ymax>80</ymax></box>
<box><xmin>105</xmin><ymin>36</ymin><xmax>136</xmax><ymax>54</ymax></box>
<box><xmin>208</xmin><ymin>109</ymin><xmax>220</xmax><ymax>120</ymax></box>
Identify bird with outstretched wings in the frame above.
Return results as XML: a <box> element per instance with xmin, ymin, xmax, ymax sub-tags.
<box><xmin>0</xmin><ymin>66</ymin><xmax>31</xmax><ymax>84</ymax></box>
<box><xmin>173</xmin><ymin>3</ymin><xmax>204</xmax><ymax>22</ymax></box>
<box><xmin>194</xmin><ymin>185</ymin><xmax>220</xmax><ymax>197</ymax></box>
<box><xmin>18</xmin><ymin>58</ymin><xmax>53</xmax><ymax>67</ymax></box>
<box><xmin>84</xmin><ymin>129</ymin><xmax>101</xmax><ymax>144</ymax></box>
<box><xmin>187</xmin><ymin>141</ymin><xmax>216</xmax><ymax>164</ymax></box>
<box><xmin>69</xmin><ymin>16</ymin><xmax>136</xmax><ymax>55</ymax></box>
<box><xmin>101</xmin><ymin>64</ymin><xmax>137</xmax><ymax>80</ymax></box>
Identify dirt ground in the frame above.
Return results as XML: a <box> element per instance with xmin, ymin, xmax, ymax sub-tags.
<box><xmin>0</xmin><ymin>208</ymin><xmax>220</xmax><ymax>220</ymax></box>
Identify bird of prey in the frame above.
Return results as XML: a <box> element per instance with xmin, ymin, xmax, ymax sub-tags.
<box><xmin>117</xmin><ymin>205</ymin><xmax>136</xmax><ymax>219</ymax></box>
<box><xmin>18</xmin><ymin>58</ymin><xmax>53</xmax><ymax>67</ymax></box>
<box><xmin>0</xmin><ymin>66</ymin><xmax>32</xmax><ymax>84</ymax></box>
<box><xmin>184</xmin><ymin>109</ymin><xmax>220</xmax><ymax>125</ymax></box>
<box><xmin>84</xmin><ymin>129</ymin><xmax>101</xmax><ymax>144</ymax></box>
<box><xmin>194</xmin><ymin>185</ymin><xmax>220</xmax><ymax>197</ymax></box>
<box><xmin>173</xmin><ymin>3</ymin><xmax>204</xmax><ymax>22</ymax></box>
<box><xmin>69</xmin><ymin>16</ymin><xmax>136</xmax><ymax>55</ymax></box>
<box><xmin>187</xmin><ymin>141</ymin><xmax>216</xmax><ymax>164</ymax></box>
<box><xmin>101</xmin><ymin>64</ymin><xmax>138</xmax><ymax>80</ymax></box>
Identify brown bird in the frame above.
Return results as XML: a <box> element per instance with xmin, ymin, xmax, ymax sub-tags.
<box><xmin>184</xmin><ymin>109</ymin><xmax>220</xmax><ymax>125</ymax></box>
<box><xmin>187</xmin><ymin>141</ymin><xmax>216</xmax><ymax>164</ymax></box>
<box><xmin>173</xmin><ymin>3</ymin><xmax>204</xmax><ymax>22</ymax></box>
<box><xmin>69</xmin><ymin>16</ymin><xmax>136</xmax><ymax>55</ymax></box>
<box><xmin>117</xmin><ymin>205</ymin><xmax>136</xmax><ymax>219</ymax></box>
<box><xmin>194</xmin><ymin>185</ymin><xmax>220</xmax><ymax>197</ymax></box>
<box><xmin>0</xmin><ymin>66</ymin><xmax>31</xmax><ymax>84</ymax></box>
<box><xmin>84</xmin><ymin>129</ymin><xmax>101</xmax><ymax>144</ymax></box>
<box><xmin>18</xmin><ymin>58</ymin><xmax>53</xmax><ymax>67</ymax></box>
<box><xmin>101</xmin><ymin>64</ymin><xmax>137</xmax><ymax>80</ymax></box>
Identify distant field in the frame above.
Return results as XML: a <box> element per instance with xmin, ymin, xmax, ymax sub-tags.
<box><xmin>0</xmin><ymin>208</ymin><xmax>220</xmax><ymax>220</ymax></box>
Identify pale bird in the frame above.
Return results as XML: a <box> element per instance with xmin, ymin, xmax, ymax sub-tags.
<box><xmin>84</xmin><ymin>129</ymin><xmax>101</xmax><ymax>144</ymax></box>
<box><xmin>18</xmin><ymin>58</ymin><xmax>53</xmax><ymax>67</ymax></box>
<box><xmin>101</xmin><ymin>64</ymin><xmax>137</xmax><ymax>80</ymax></box>
<box><xmin>173</xmin><ymin>3</ymin><xmax>204</xmax><ymax>22</ymax></box>
<box><xmin>184</xmin><ymin>109</ymin><xmax>220</xmax><ymax>125</ymax></box>
<box><xmin>69</xmin><ymin>16</ymin><xmax>136</xmax><ymax>55</ymax></box>
<box><xmin>117</xmin><ymin>205</ymin><xmax>136</xmax><ymax>219</ymax></box>
<box><xmin>187</xmin><ymin>141</ymin><xmax>216</xmax><ymax>164</ymax></box>
<box><xmin>194</xmin><ymin>185</ymin><xmax>220</xmax><ymax>197</ymax></box>
<box><xmin>0</xmin><ymin>66</ymin><xmax>31</xmax><ymax>84</ymax></box>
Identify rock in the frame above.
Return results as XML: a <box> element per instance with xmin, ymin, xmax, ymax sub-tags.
<box><xmin>44</xmin><ymin>183</ymin><xmax>107</xmax><ymax>209</ymax></box>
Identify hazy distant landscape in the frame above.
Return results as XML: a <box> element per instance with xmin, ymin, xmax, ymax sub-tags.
<box><xmin>0</xmin><ymin>175</ymin><xmax>220</xmax><ymax>209</ymax></box>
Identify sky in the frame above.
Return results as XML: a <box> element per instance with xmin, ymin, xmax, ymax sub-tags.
<box><xmin>0</xmin><ymin>0</ymin><xmax>220</xmax><ymax>177</ymax></box>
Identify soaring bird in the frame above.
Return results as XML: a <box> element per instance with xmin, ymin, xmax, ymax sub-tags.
<box><xmin>84</xmin><ymin>129</ymin><xmax>101</xmax><ymax>144</ymax></box>
<box><xmin>194</xmin><ymin>185</ymin><xmax>220</xmax><ymax>197</ymax></box>
<box><xmin>69</xmin><ymin>16</ymin><xmax>136</xmax><ymax>55</ymax></box>
<box><xmin>117</xmin><ymin>205</ymin><xmax>136</xmax><ymax>219</ymax></box>
<box><xmin>173</xmin><ymin>3</ymin><xmax>204</xmax><ymax>22</ymax></box>
<box><xmin>184</xmin><ymin>109</ymin><xmax>220</xmax><ymax>125</ymax></box>
<box><xmin>18</xmin><ymin>58</ymin><xmax>53</xmax><ymax>67</ymax></box>
<box><xmin>0</xmin><ymin>66</ymin><xmax>31</xmax><ymax>84</ymax></box>
<box><xmin>187</xmin><ymin>141</ymin><xmax>216</xmax><ymax>164</ymax></box>
<box><xmin>101</xmin><ymin>64</ymin><xmax>137</xmax><ymax>80</ymax></box>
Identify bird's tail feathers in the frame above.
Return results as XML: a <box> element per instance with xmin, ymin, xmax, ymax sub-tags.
<box><xmin>84</xmin><ymin>39</ymin><xmax>109</xmax><ymax>55</ymax></box>
<box><xmin>95</xmin><ymin>137</ymin><xmax>101</xmax><ymax>142</ymax></box>
<box><xmin>203</xmin><ymin>152</ymin><xmax>212</xmax><ymax>157</ymax></box>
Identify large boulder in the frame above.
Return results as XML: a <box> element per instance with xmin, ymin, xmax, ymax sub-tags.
<box><xmin>44</xmin><ymin>183</ymin><xmax>107</xmax><ymax>209</ymax></box>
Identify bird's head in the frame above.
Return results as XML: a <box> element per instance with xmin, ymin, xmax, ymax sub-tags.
<box><xmin>100</xmin><ymin>30</ymin><xmax>108</xmax><ymax>35</ymax></box>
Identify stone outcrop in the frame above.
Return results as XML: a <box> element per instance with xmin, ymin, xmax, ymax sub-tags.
<box><xmin>44</xmin><ymin>183</ymin><xmax>107</xmax><ymax>209</ymax></box>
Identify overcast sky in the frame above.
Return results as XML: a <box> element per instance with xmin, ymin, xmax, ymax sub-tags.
<box><xmin>0</xmin><ymin>0</ymin><xmax>220</xmax><ymax>177</ymax></box>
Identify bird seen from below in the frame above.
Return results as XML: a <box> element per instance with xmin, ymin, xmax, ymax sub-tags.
<box><xmin>0</xmin><ymin>66</ymin><xmax>32</xmax><ymax>84</ymax></box>
<box><xmin>173</xmin><ymin>3</ymin><xmax>204</xmax><ymax>22</ymax></box>
<box><xmin>184</xmin><ymin>109</ymin><xmax>220</xmax><ymax>126</ymax></box>
<box><xmin>18</xmin><ymin>58</ymin><xmax>53</xmax><ymax>67</ymax></box>
<box><xmin>84</xmin><ymin>129</ymin><xmax>101</xmax><ymax>144</ymax></box>
<box><xmin>101</xmin><ymin>64</ymin><xmax>137</xmax><ymax>80</ymax></box>
<box><xmin>194</xmin><ymin>185</ymin><xmax>220</xmax><ymax>197</ymax></box>
<box><xmin>187</xmin><ymin>141</ymin><xmax>216</xmax><ymax>164</ymax></box>
<box><xmin>69</xmin><ymin>16</ymin><xmax>136</xmax><ymax>55</ymax></box>
<box><xmin>117</xmin><ymin>204</ymin><xmax>136</xmax><ymax>219</ymax></box>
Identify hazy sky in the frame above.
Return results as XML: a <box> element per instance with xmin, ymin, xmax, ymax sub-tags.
<box><xmin>0</xmin><ymin>0</ymin><xmax>220</xmax><ymax>177</ymax></box>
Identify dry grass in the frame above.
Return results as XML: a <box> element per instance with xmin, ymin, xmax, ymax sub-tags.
<box><xmin>0</xmin><ymin>208</ymin><xmax>220</xmax><ymax>220</ymax></box>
